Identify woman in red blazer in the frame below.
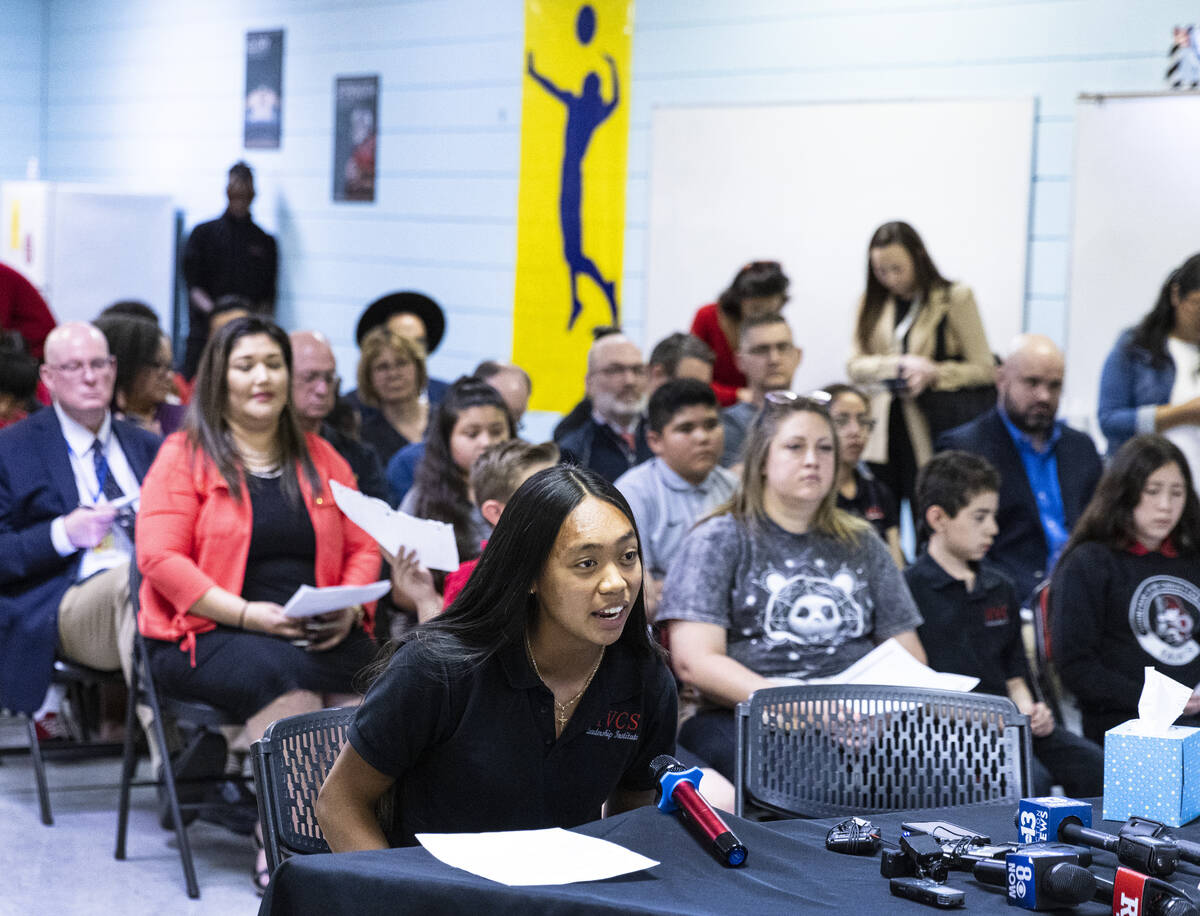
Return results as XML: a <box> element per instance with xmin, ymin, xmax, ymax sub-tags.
<box><xmin>136</xmin><ymin>316</ymin><xmax>380</xmax><ymax>891</ymax></box>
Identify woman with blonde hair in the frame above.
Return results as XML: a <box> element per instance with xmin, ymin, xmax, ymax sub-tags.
<box><xmin>657</xmin><ymin>392</ymin><xmax>925</xmax><ymax>779</ymax></box>
<box><xmin>355</xmin><ymin>327</ymin><xmax>429</xmax><ymax>465</ymax></box>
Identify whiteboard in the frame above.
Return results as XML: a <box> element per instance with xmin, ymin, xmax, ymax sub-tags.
<box><xmin>646</xmin><ymin>99</ymin><xmax>1034</xmax><ymax>396</ymax></box>
<box><xmin>1</xmin><ymin>182</ymin><xmax>176</xmax><ymax>327</ymax></box>
<box><xmin>1066</xmin><ymin>93</ymin><xmax>1200</xmax><ymax>442</ymax></box>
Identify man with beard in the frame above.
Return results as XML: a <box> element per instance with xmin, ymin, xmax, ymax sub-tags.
<box><xmin>937</xmin><ymin>334</ymin><xmax>1101</xmax><ymax>604</ymax></box>
<box><xmin>556</xmin><ymin>331</ymin><xmax>652</xmax><ymax>482</ymax></box>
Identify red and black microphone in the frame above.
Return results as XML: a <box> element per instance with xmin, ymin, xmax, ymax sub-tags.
<box><xmin>651</xmin><ymin>754</ymin><xmax>747</xmax><ymax>868</ymax></box>
<box><xmin>1094</xmin><ymin>867</ymin><xmax>1200</xmax><ymax>916</ymax></box>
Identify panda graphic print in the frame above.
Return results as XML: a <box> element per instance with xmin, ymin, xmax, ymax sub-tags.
<box><xmin>657</xmin><ymin>514</ymin><xmax>923</xmax><ymax>681</ymax></box>
<box><xmin>759</xmin><ymin>562</ymin><xmax>867</xmax><ymax>656</ymax></box>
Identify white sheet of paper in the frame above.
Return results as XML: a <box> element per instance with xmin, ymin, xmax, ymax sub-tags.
<box><xmin>415</xmin><ymin>827</ymin><xmax>659</xmax><ymax>886</ymax></box>
<box><xmin>803</xmin><ymin>638</ymin><xmax>979</xmax><ymax>692</ymax></box>
<box><xmin>282</xmin><ymin>581</ymin><xmax>391</xmax><ymax>619</ymax></box>
<box><xmin>330</xmin><ymin>480</ymin><xmax>460</xmax><ymax>571</ymax></box>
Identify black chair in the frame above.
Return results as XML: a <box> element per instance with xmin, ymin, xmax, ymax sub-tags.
<box><xmin>23</xmin><ymin>658</ymin><xmax>125</xmax><ymax>825</ymax></box>
<box><xmin>114</xmin><ymin>565</ymin><xmax>252</xmax><ymax>899</ymax></box>
<box><xmin>735</xmin><ymin>684</ymin><xmax>1032</xmax><ymax>820</ymax></box>
<box><xmin>251</xmin><ymin>707</ymin><xmax>356</xmax><ymax>875</ymax></box>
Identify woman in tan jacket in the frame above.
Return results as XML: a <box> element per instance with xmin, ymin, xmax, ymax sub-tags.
<box><xmin>847</xmin><ymin>221</ymin><xmax>994</xmax><ymax>512</ymax></box>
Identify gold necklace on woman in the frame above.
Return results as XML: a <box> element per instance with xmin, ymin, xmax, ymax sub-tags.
<box><xmin>236</xmin><ymin>442</ymin><xmax>281</xmax><ymax>475</ymax></box>
<box><xmin>525</xmin><ymin>634</ymin><xmax>604</xmax><ymax>729</ymax></box>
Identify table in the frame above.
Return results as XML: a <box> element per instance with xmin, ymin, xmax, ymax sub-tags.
<box><xmin>259</xmin><ymin>800</ymin><xmax>1200</xmax><ymax>915</ymax></box>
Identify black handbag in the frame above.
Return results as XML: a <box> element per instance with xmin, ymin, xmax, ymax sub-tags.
<box><xmin>915</xmin><ymin>314</ymin><xmax>997</xmax><ymax>440</ymax></box>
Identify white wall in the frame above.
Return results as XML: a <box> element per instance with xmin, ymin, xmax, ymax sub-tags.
<box><xmin>625</xmin><ymin>0</ymin><xmax>1199</xmax><ymax>354</ymax></box>
<box><xmin>40</xmin><ymin>0</ymin><xmax>523</xmax><ymax>380</ymax></box>
<box><xmin>28</xmin><ymin>0</ymin><xmax>1200</xmax><ymax>386</ymax></box>
<box><xmin>0</xmin><ymin>1</ymin><xmax>44</xmax><ymax>184</ymax></box>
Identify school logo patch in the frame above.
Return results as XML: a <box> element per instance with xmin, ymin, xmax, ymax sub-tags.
<box><xmin>1129</xmin><ymin>575</ymin><xmax>1200</xmax><ymax>666</ymax></box>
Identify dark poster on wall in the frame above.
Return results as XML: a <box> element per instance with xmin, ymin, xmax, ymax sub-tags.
<box><xmin>244</xmin><ymin>29</ymin><xmax>284</xmax><ymax>149</ymax></box>
<box><xmin>332</xmin><ymin>75</ymin><xmax>379</xmax><ymax>203</ymax></box>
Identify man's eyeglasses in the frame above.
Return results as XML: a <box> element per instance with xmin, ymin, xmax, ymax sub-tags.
<box><xmin>593</xmin><ymin>363</ymin><xmax>646</xmax><ymax>380</ymax></box>
<box><xmin>299</xmin><ymin>371</ymin><xmax>340</xmax><ymax>388</ymax></box>
<box><xmin>49</xmin><ymin>357</ymin><xmax>115</xmax><ymax>376</ymax></box>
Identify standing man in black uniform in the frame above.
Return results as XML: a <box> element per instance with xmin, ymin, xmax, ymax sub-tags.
<box><xmin>181</xmin><ymin>161</ymin><xmax>278</xmax><ymax>379</ymax></box>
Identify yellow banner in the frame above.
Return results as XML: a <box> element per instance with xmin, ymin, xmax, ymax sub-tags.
<box><xmin>513</xmin><ymin>0</ymin><xmax>634</xmax><ymax>412</ymax></box>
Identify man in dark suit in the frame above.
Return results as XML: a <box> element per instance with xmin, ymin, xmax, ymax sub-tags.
<box><xmin>289</xmin><ymin>329</ymin><xmax>389</xmax><ymax>502</ymax></box>
<box><xmin>0</xmin><ymin>322</ymin><xmax>161</xmax><ymax>719</ymax></box>
<box><xmin>556</xmin><ymin>331</ymin><xmax>653</xmax><ymax>483</ymax></box>
<box><xmin>937</xmin><ymin>334</ymin><xmax>1102</xmax><ymax>605</ymax></box>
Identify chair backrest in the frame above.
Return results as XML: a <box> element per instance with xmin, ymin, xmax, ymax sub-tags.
<box><xmin>735</xmin><ymin>685</ymin><xmax>1032</xmax><ymax>819</ymax></box>
<box><xmin>1024</xmin><ymin>578</ymin><xmax>1067</xmax><ymax>723</ymax></box>
<box><xmin>251</xmin><ymin>707</ymin><xmax>356</xmax><ymax>873</ymax></box>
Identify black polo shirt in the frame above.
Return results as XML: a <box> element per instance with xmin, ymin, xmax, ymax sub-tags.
<box><xmin>349</xmin><ymin>634</ymin><xmax>677</xmax><ymax>847</ymax></box>
<box><xmin>837</xmin><ymin>466</ymin><xmax>899</xmax><ymax>540</ymax></box>
<box><xmin>905</xmin><ymin>553</ymin><xmax>1029</xmax><ymax>697</ymax></box>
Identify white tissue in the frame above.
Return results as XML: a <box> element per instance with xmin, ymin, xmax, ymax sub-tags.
<box><xmin>1137</xmin><ymin>667</ymin><xmax>1194</xmax><ymax>730</ymax></box>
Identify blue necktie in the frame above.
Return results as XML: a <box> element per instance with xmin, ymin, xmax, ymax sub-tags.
<box><xmin>92</xmin><ymin>439</ymin><xmax>134</xmax><ymax>542</ymax></box>
<box><xmin>92</xmin><ymin>439</ymin><xmax>125</xmax><ymax>501</ymax></box>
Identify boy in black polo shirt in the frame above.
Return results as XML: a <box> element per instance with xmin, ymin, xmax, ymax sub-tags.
<box><xmin>907</xmin><ymin>451</ymin><xmax>1103</xmax><ymax>797</ymax></box>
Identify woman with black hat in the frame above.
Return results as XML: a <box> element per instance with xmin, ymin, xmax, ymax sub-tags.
<box><xmin>351</xmin><ymin>291</ymin><xmax>450</xmax><ymax>407</ymax></box>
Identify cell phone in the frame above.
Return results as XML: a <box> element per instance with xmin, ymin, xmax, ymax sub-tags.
<box><xmin>889</xmin><ymin>877</ymin><xmax>966</xmax><ymax>908</ymax></box>
<box><xmin>883</xmin><ymin>376</ymin><xmax>909</xmax><ymax>393</ymax></box>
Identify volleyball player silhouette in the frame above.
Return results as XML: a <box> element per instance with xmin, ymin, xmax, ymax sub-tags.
<box><xmin>526</xmin><ymin>5</ymin><xmax>620</xmax><ymax>328</ymax></box>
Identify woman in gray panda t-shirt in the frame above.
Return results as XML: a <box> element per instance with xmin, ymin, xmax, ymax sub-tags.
<box><xmin>656</xmin><ymin>392</ymin><xmax>926</xmax><ymax>780</ymax></box>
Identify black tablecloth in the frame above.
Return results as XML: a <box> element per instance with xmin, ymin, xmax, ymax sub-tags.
<box><xmin>259</xmin><ymin>800</ymin><xmax>1200</xmax><ymax>915</ymax></box>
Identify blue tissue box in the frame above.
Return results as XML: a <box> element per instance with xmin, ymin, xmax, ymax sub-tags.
<box><xmin>1102</xmin><ymin>719</ymin><xmax>1200</xmax><ymax>827</ymax></box>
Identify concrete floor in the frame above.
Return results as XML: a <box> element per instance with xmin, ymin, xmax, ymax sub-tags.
<box><xmin>0</xmin><ymin>713</ymin><xmax>263</xmax><ymax>916</ymax></box>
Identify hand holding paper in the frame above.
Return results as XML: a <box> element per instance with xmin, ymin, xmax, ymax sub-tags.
<box><xmin>282</xmin><ymin>581</ymin><xmax>391</xmax><ymax>619</ymax></box>
<box><xmin>330</xmin><ymin>481</ymin><xmax>460</xmax><ymax>571</ymax></box>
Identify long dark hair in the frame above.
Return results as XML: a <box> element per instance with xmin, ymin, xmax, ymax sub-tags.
<box><xmin>856</xmin><ymin>221</ymin><xmax>951</xmax><ymax>353</ymax></box>
<box><xmin>402</xmin><ymin>465</ymin><xmax>658</xmax><ymax>668</ymax></box>
<box><xmin>411</xmin><ymin>376</ymin><xmax>515</xmax><ymax>559</ymax></box>
<box><xmin>716</xmin><ymin>260</ymin><xmax>789</xmax><ymax>320</ymax></box>
<box><xmin>1062</xmin><ymin>434</ymin><xmax>1200</xmax><ymax>559</ymax></box>
<box><xmin>185</xmin><ymin>316</ymin><xmax>320</xmax><ymax>505</ymax></box>
<box><xmin>94</xmin><ymin>314</ymin><xmax>162</xmax><ymax>409</ymax></box>
<box><xmin>1128</xmin><ymin>252</ymin><xmax>1200</xmax><ymax>367</ymax></box>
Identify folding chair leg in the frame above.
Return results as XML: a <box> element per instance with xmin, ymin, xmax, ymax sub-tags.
<box><xmin>114</xmin><ymin>666</ymin><xmax>141</xmax><ymax>860</ymax></box>
<box><xmin>115</xmin><ymin>638</ymin><xmax>201</xmax><ymax>898</ymax></box>
<box><xmin>161</xmin><ymin>736</ymin><xmax>201</xmax><ymax>899</ymax></box>
<box><xmin>26</xmin><ymin>717</ymin><xmax>53</xmax><ymax>826</ymax></box>
<box><xmin>145</xmin><ymin>660</ymin><xmax>200</xmax><ymax>898</ymax></box>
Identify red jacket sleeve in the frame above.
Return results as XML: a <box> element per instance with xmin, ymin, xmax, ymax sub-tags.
<box><xmin>690</xmin><ymin>304</ymin><xmax>742</xmax><ymax>407</ymax></box>
<box><xmin>137</xmin><ymin>433</ymin><xmax>230</xmax><ymax>620</ymax></box>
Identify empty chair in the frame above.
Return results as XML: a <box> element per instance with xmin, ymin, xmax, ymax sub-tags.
<box><xmin>251</xmin><ymin>707</ymin><xmax>356</xmax><ymax>875</ymax></box>
<box><xmin>735</xmin><ymin>684</ymin><xmax>1031</xmax><ymax>819</ymax></box>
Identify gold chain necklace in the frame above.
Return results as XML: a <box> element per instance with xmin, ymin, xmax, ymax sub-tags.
<box><xmin>525</xmin><ymin>634</ymin><xmax>604</xmax><ymax>729</ymax></box>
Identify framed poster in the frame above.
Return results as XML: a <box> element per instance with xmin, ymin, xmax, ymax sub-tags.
<box><xmin>244</xmin><ymin>29</ymin><xmax>284</xmax><ymax>149</ymax></box>
<box><xmin>333</xmin><ymin>75</ymin><xmax>379</xmax><ymax>203</ymax></box>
